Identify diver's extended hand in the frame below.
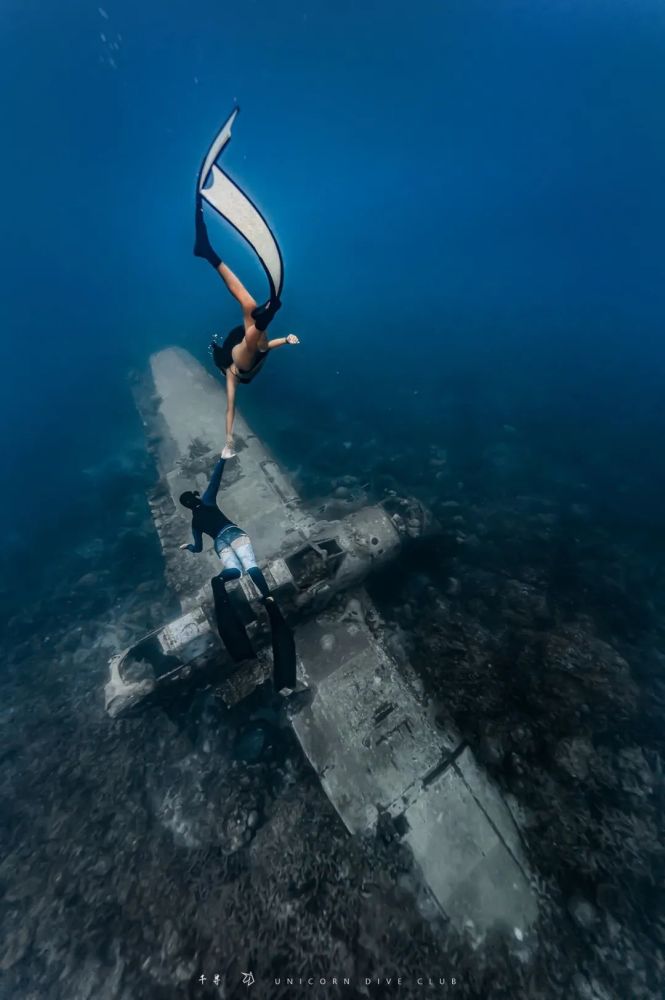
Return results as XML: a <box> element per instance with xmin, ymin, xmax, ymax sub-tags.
<box><xmin>286</xmin><ymin>334</ymin><xmax>299</xmax><ymax>345</ymax></box>
<box><xmin>179</xmin><ymin>543</ymin><xmax>190</xmax><ymax>550</ymax></box>
<box><xmin>221</xmin><ymin>441</ymin><xmax>237</xmax><ymax>459</ymax></box>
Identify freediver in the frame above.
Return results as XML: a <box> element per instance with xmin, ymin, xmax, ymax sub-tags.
<box><xmin>179</xmin><ymin>453</ymin><xmax>296</xmax><ymax>691</ymax></box>
<box><xmin>194</xmin><ymin>198</ymin><xmax>300</xmax><ymax>459</ymax></box>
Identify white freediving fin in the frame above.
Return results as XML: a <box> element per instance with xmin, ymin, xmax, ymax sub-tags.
<box><xmin>197</xmin><ymin>107</ymin><xmax>284</xmax><ymax>302</ymax></box>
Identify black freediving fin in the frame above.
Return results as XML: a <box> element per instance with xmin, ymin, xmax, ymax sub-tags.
<box><xmin>211</xmin><ymin>577</ymin><xmax>255</xmax><ymax>663</ymax></box>
<box><xmin>264</xmin><ymin>597</ymin><xmax>296</xmax><ymax>691</ymax></box>
<box><xmin>194</xmin><ymin>195</ymin><xmax>222</xmax><ymax>269</ymax></box>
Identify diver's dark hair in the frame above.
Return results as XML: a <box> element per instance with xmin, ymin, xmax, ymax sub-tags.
<box><xmin>179</xmin><ymin>490</ymin><xmax>201</xmax><ymax>510</ymax></box>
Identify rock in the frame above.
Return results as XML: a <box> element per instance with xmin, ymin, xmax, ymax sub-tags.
<box><xmin>342</xmin><ymin>598</ymin><xmax>364</xmax><ymax>623</ymax></box>
<box><xmin>616</xmin><ymin>746</ymin><xmax>653</xmax><ymax>796</ymax></box>
<box><xmin>567</xmin><ymin>895</ymin><xmax>598</xmax><ymax>930</ymax></box>
<box><xmin>572</xmin><ymin>973</ymin><xmax>613</xmax><ymax>1000</ymax></box>
<box><xmin>596</xmin><ymin>883</ymin><xmax>620</xmax><ymax>909</ymax></box>
<box><xmin>225</xmin><ymin>810</ymin><xmax>251</xmax><ymax>852</ymax></box>
<box><xmin>604</xmin><ymin>911</ymin><xmax>622</xmax><ymax>942</ymax></box>
<box><xmin>161</xmin><ymin>921</ymin><xmax>182</xmax><ymax>959</ymax></box>
<box><xmin>91</xmin><ymin>857</ymin><xmax>112</xmax><ymax>877</ymax></box>
<box><xmin>0</xmin><ymin>921</ymin><xmax>32</xmax><ymax>970</ymax></box>
<box><xmin>174</xmin><ymin>958</ymin><xmax>197</xmax><ymax>983</ymax></box>
<box><xmin>555</xmin><ymin>737</ymin><xmax>594</xmax><ymax>781</ymax></box>
<box><xmin>502</xmin><ymin>579</ymin><xmax>549</xmax><ymax>622</ymax></box>
<box><xmin>5</xmin><ymin>875</ymin><xmax>43</xmax><ymax>902</ymax></box>
<box><xmin>466</xmin><ymin>598</ymin><xmax>487</xmax><ymax>617</ymax></box>
<box><xmin>478</xmin><ymin>729</ymin><xmax>505</xmax><ymax>768</ymax></box>
<box><xmin>400</xmin><ymin>603</ymin><xmax>415</xmax><ymax>624</ymax></box>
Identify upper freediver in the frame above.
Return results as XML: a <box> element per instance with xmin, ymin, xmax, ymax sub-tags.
<box><xmin>179</xmin><ymin>454</ymin><xmax>297</xmax><ymax>692</ymax></box>
<box><xmin>194</xmin><ymin>107</ymin><xmax>300</xmax><ymax>459</ymax></box>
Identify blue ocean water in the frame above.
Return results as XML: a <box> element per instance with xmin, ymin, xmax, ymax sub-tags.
<box><xmin>2</xmin><ymin>2</ymin><xmax>665</xmax><ymax>996</ymax></box>
<box><xmin>2</xmin><ymin>0</ymin><xmax>664</xmax><ymax>567</ymax></box>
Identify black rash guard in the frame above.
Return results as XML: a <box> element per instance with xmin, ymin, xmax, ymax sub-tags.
<box><xmin>185</xmin><ymin>458</ymin><xmax>235</xmax><ymax>551</ymax></box>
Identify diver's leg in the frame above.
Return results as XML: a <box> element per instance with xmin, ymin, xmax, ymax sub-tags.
<box><xmin>230</xmin><ymin>534</ymin><xmax>296</xmax><ymax>690</ymax></box>
<box><xmin>229</xmin><ymin>534</ymin><xmax>273</xmax><ymax>599</ymax></box>
<box><xmin>230</xmin><ymin>535</ymin><xmax>271</xmax><ymax>598</ymax></box>
<box><xmin>211</xmin><ymin>542</ymin><xmax>254</xmax><ymax>661</ymax></box>
<box><xmin>194</xmin><ymin>199</ymin><xmax>258</xmax><ymax>313</ymax></box>
<box><xmin>217</xmin><ymin>263</ymin><xmax>258</xmax><ymax>316</ymax></box>
<box><xmin>215</xmin><ymin>541</ymin><xmax>243</xmax><ymax>582</ymax></box>
<box><xmin>231</xmin><ymin>323</ymin><xmax>262</xmax><ymax>372</ymax></box>
<box><xmin>247</xmin><ymin>566</ymin><xmax>271</xmax><ymax>600</ymax></box>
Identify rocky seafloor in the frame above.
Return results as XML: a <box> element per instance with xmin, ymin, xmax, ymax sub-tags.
<box><xmin>1</xmin><ymin>415</ymin><xmax>664</xmax><ymax>1000</ymax></box>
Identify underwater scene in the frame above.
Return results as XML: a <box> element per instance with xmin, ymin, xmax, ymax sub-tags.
<box><xmin>1</xmin><ymin>2</ymin><xmax>665</xmax><ymax>998</ymax></box>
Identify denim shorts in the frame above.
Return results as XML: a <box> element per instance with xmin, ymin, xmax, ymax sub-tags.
<box><xmin>214</xmin><ymin>525</ymin><xmax>258</xmax><ymax>574</ymax></box>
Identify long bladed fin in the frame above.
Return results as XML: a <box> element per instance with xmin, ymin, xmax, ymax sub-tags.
<box><xmin>197</xmin><ymin>108</ymin><xmax>283</xmax><ymax>301</ymax></box>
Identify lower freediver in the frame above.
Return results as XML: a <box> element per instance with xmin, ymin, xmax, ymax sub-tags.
<box><xmin>194</xmin><ymin>201</ymin><xmax>300</xmax><ymax>459</ymax></box>
<box><xmin>179</xmin><ymin>454</ymin><xmax>296</xmax><ymax>691</ymax></box>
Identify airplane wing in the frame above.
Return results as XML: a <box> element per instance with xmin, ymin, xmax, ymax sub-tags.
<box><xmin>109</xmin><ymin>347</ymin><xmax>539</xmax><ymax>937</ymax></box>
<box><xmin>197</xmin><ymin>107</ymin><xmax>284</xmax><ymax>302</ymax></box>
<box><xmin>139</xmin><ymin>347</ymin><xmax>314</xmax><ymax>602</ymax></box>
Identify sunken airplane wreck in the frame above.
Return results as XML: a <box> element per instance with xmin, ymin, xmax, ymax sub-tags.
<box><xmin>105</xmin><ymin>347</ymin><xmax>538</xmax><ymax>936</ymax></box>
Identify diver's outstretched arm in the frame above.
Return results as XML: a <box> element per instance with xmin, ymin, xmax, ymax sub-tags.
<box><xmin>215</xmin><ymin>262</ymin><xmax>257</xmax><ymax>317</ymax></box>
<box><xmin>180</xmin><ymin>527</ymin><xmax>203</xmax><ymax>553</ymax></box>
<box><xmin>201</xmin><ymin>457</ymin><xmax>227</xmax><ymax>506</ymax></box>
<box><xmin>194</xmin><ymin>199</ymin><xmax>257</xmax><ymax>316</ymax></box>
<box><xmin>267</xmin><ymin>334</ymin><xmax>299</xmax><ymax>351</ymax></box>
<box><xmin>223</xmin><ymin>369</ymin><xmax>238</xmax><ymax>457</ymax></box>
